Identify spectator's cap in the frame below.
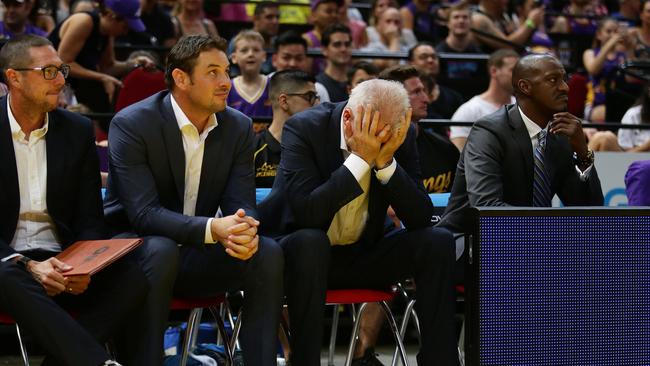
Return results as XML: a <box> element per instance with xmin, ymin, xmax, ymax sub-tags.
<box><xmin>105</xmin><ymin>0</ymin><xmax>146</xmax><ymax>32</ymax></box>
<box><xmin>311</xmin><ymin>0</ymin><xmax>343</xmax><ymax>11</ymax></box>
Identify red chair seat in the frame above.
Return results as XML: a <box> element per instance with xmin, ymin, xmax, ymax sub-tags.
<box><xmin>0</xmin><ymin>313</ymin><xmax>15</xmax><ymax>324</ymax></box>
<box><xmin>170</xmin><ymin>295</ymin><xmax>226</xmax><ymax>310</ymax></box>
<box><xmin>325</xmin><ymin>289</ymin><xmax>395</xmax><ymax>304</ymax></box>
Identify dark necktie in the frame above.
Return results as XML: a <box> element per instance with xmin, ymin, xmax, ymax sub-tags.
<box><xmin>533</xmin><ymin>129</ymin><xmax>553</xmax><ymax>207</ymax></box>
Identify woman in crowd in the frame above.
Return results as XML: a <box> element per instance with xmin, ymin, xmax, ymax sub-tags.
<box><xmin>171</xmin><ymin>0</ymin><xmax>218</xmax><ymax>39</ymax></box>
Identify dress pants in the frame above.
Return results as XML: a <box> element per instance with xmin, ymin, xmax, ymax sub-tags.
<box><xmin>280</xmin><ymin>226</ymin><xmax>457</xmax><ymax>366</ymax></box>
<box><xmin>0</xmin><ymin>250</ymin><xmax>148</xmax><ymax>366</ymax></box>
<box><xmin>125</xmin><ymin>234</ymin><xmax>284</xmax><ymax>366</ymax></box>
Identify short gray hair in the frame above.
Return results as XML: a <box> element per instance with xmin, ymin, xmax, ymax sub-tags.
<box><xmin>347</xmin><ymin>79</ymin><xmax>410</xmax><ymax>126</ymax></box>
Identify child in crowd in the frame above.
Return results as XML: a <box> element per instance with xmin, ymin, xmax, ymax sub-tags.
<box><xmin>228</xmin><ymin>30</ymin><xmax>272</xmax><ymax>120</ymax></box>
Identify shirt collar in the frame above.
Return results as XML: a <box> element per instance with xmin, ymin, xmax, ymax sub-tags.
<box><xmin>7</xmin><ymin>94</ymin><xmax>49</xmax><ymax>141</ymax></box>
<box><xmin>518</xmin><ymin>105</ymin><xmax>544</xmax><ymax>139</ymax></box>
<box><xmin>170</xmin><ymin>94</ymin><xmax>218</xmax><ymax>136</ymax></box>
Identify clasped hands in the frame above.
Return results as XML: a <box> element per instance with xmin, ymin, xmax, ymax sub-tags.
<box><xmin>23</xmin><ymin>258</ymin><xmax>89</xmax><ymax>296</ymax></box>
<box><xmin>211</xmin><ymin>209</ymin><xmax>259</xmax><ymax>261</ymax></box>
<box><xmin>344</xmin><ymin>104</ymin><xmax>412</xmax><ymax>169</ymax></box>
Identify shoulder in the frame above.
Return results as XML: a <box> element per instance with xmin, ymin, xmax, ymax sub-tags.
<box><xmin>112</xmin><ymin>90</ymin><xmax>169</xmax><ymax>130</ymax></box>
<box><xmin>622</xmin><ymin>105</ymin><xmax>642</xmax><ymax>124</ymax></box>
<box><xmin>51</xmin><ymin>108</ymin><xmax>93</xmax><ymax>137</ymax></box>
<box><xmin>472</xmin><ymin>106</ymin><xmax>510</xmax><ymax>131</ymax></box>
<box><xmin>285</xmin><ymin>102</ymin><xmax>339</xmax><ymax>135</ymax></box>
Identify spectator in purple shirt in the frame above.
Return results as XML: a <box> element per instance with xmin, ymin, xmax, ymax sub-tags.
<box><xmin>625</xmin><ymin>160</ymin><xmax>650</xmax><ymax>205</ymax></box>
<box><xmin>0</xmin><ymin>0</ymin><xmax>47</xmax><ymax>40</ymax></box>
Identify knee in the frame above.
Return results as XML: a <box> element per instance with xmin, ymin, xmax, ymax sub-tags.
<box><xmin>419</xmin><ymin>227</ymin><xmax>456</xmax><ymax>263</ymax></box>
<box><xmin>282</xmin><ymin>229</ymin><xmax>331</xmax><ymax>269</ymax></box>
<box><xmin>138</xmin><ymin>236</ymin><xmax>180</xmax><ymax>285</ymax></box>
<box><xmin>255</xmin><ymin>236</ymin><xmax>284</xmax><ymax>277</ymax></box>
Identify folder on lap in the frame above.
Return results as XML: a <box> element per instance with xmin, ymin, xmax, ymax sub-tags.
<box><xmin>55</xmin><ymin>239</ymin><xmax>143</xmax><ymax>276</ymax></box>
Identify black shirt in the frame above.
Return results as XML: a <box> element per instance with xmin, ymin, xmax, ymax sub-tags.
<box><xmin>316</xmin><ymin>72</ymin><xmax>349</xmax><ymax>103</ymax></box>
<box><xmin>416</xmin><ymin>127</ymin><xmax>459</xmax><ymax>193</ymax></box>
<box><xmin>436</xmin><ymin>41</ymin><xmax>488</xmax><ymax>100</ymax></box>
<box><xmin>254</xmin><ymin>129</ymin><xmax>281</xmax><ymax>188</ymax></box>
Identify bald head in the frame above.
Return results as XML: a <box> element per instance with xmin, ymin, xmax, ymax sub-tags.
<box><xmin>512</xmin><ymin>54</ymin><xmax>563</xmax><ymax>97</ymax></box>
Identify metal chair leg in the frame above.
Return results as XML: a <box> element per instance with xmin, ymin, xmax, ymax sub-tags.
<box><xmin>209</xmin><ymin>306</ymin><xmax>234</xmax><ymax>366</ymax></box>
<box><xmin>180</xmin><ymin>308</ymin><xmax>202</xmax><ymax>366</ymax></box>
<box><xmin>379</xmin><ymin>301</ymin><xmax>409</xmax><ymax>366</ymax></box>
<box><xmin>15</xmin><ymin>324</ymin><xmax>29</xmax><ymax>366</ymax></box>
<box><xmin>391</xmin><ymin>299</ymin><xmax>417</xmax><ymax>366</ymax></box>
<box><xmin>328</xmin><ymin>305</ymin><xmax>340</xmax><ymax>366</ymax></box>
<box><xmin>229</xmin><ymin>307</ymin><xmax>243</xmax><ymax>353</ymax></box>
<box><xmin>458</xmin><ymin>315</ymin><xmax>465</xmax><ymax>366</ymax></box>
<box><xmin>344</xmin><ymin>302</ymin><xmax>368</xmax><ymax>366</ymax></box>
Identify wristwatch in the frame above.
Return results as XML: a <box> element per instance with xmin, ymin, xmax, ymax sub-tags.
<box><xmin>573</xmin><ymin>149</ymin><xmax>595</xmax><ymax>167</ymax></box>
<box><xmin>16</xmin><ymin>256</ymin><xmax>32</xmax><ymax>269</ymax></box>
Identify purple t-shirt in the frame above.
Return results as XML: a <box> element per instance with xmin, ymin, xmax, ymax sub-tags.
<box><xmin>0</xmin><ymin>22</ymin><xmax>47</xmax><ymax>39</ymax></box>
<box><xmin>625</xmin><ymin>160</ymin><xmax>650</xmax><ymax>206</ymax></box>
<box><xmin>227</xmin><ymin>76</ymin><xmax>272</xmax><ymax>119</ymax></box>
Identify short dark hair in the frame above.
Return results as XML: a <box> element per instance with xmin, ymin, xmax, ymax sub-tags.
<box><xmin>254</xmin><ymin>1</ymin><xmax>279</xmax><ymax>16</ymax></box>
<box><xmin>378</xmin><ymin>64</ymin><xmax>421</xmax><ymax>84</ymax></box>
<box><xmin>346</xmin><ymin>61</ymin><xmax>379</xmax><ymax>85</ymax></box>
<box><xmin>321</xmin><ymin>23</ymin><xmax>351</xmax><ymax>47</ymax></box>
<box><xmin>408</xmin><ymin>42</ymin><xmax>436</xmax><ymax>62</ymax></box>
<box><xmin>0</xmin><ymin>35</ymin><xmax>53</xmax><ymax>82</ymax></box>
<box><xmin>273</xmin><ymin>31</ymin><xmax>307</xmax><ymax>51</ymax></box>
<box><xmin>269</xmin><ymin>69</ymin><xmax>315</xmax><ymax>107</ymax></box>
<box><xmin>487</xmin><ymin>49</ymin><xmax>520</xmax><ymax>70</ymax></box>
<box><xmin>165</xmin><ymin>35</ymin><xmax>228</xmax><ymax>88</ymax></box>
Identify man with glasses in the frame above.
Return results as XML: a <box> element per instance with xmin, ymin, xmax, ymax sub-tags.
<box><xmin>0</xmin><ymin>35</ymin><xmax>148</xmax><ymax>366</ymax></box>
<box><xmin>255</xmin><ymin>70</ymin><xmax>319</xmax><ymax>188</ymax></box>
<box><xmin>316</xmin><ymin>23</ymin><xmax>353</xmax><ymax>103</ymax></box>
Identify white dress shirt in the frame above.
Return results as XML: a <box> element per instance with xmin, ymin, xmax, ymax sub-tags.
<box><xmin>5</xmin><ymin>96</ymin><xmax>60</xmax><ymax>260</ymax></box>
<box><xmin>518</xmin><ymin>107</ymin><xmax>592</xmax><ymax>181</ymax></box>
<box><xmin>170</xmin><ymin>95</ymin><xmax>219</xmax><ymax>243</ymax></box>
<box><xmin>326</xmin><ymin>113</ymin><xmax>397</xmax><ymax>245</ymax></box>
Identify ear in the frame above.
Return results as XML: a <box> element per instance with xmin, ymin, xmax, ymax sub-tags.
<box><xmin>343</xmin><ymin>107</ymin><xmax>353</xmax><ymax>124</ymax></box>
<box><xmin>489</xmin><ymin>65</ymin><xmax>498</xmax><ymax>78</ymax></box>
<box><xmin>517</xmin><ymin>79</ymin><xmax>531</xmax><ymax>96</ymax></box>
<box><xmin>4</xmin><ymin>69</ymin><xmax>20</xmax><ymax>89</ymax></box>
<box><xmin>230</xmin><ymin>52</ymin><xmax>239</xmax><ymax>65</ymax></box>
<box><xmin>172</xmin><ymin>68</ymin><xmax>190</xmax><ymax>91</ymax></box>
<box><xmin>278</xmin><ymin>94</ymin><xmax>290</xmax><ymax>112</ymax></box>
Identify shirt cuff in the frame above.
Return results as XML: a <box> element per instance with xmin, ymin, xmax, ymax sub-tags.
<box><xmin>575</xmin><ymin>163</ymin><xmax>593</xmax><ymax>182</ymax></box>
<box><xmin>205</xmin><ymin>218</ymin><xmax>217</xmax><ymax>244</ymax></box>
<box><xmin>344</xmin><ymin>153</ymin><xmax>371</xmax><ymax>182</ymax></box>
<box><xmin>374</xmin><ymin>159</ymin><xmax>397</xmax><ymax>184</ymax></box>
<box><xmin>1</xmin><ymin>253</ymin><xmax>20</xmax><ymax>262</ymax></box>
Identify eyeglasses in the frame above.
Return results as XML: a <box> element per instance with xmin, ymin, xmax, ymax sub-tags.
<box><xmin>12</xmin><ymin>64</ymin><xmax>70</xmax><ymax>80</ymax></box>
<box><xmin>285</xmin><ymin>91</ymin><xmax>320</xmax><ymax>105</ymax></box>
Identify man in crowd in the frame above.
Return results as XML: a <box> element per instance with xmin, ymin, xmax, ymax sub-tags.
<box><xmin>104</xmin><ymin>35</ymin><xmax>283</xmax><ymax>366</ymax></box>
<box><xmin>450</xmin><ymin>49</ymin><xmax>519</xmax><ymax>151</ymax></box>
<box><xmin>346</xmin><ymin>60</ymin><xmax>379</xmax><ymax>93</ymax></box>
<box><xmin>255</xmin><ymin>70</ymin><xmax>319</xmax><ymax>188</ymax></box>
<box><xmin>317</xmin><ymin>23</ymin><xmax>353</xmax><ymax>103</ymax></box>
<box><xmin>0</xmin><ymin>0</ymin><xmax>46</xmax><ymax>39</ymax></box>
<box><xmin>260</xmin><ymin>79</ymin><xmax>457</xmax><ymax>366</ymax></box>
<box><xmin>272</xmin><ymin>31</ymin><xmax>309</xmax><ymax>73</ymax></box>
<box><xmin>0</xmin><ymin>35</ymin><xmax>147</xmax><ymax>366</ymax></box>
<box><xmin>440</xmin><ymin>54</ymin><xmax>604</xmax><ymax>236</ymax></box>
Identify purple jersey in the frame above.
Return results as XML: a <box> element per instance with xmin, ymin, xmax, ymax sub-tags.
<box><xmin>227</xmin><ymin>76</ymin><xmax>272</xmax><ymax>119</ymax></box>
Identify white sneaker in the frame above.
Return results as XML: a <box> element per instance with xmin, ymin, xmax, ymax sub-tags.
<box><xmin>102</xmin><ymin>361</ymin><xmax>123</xmax><ymax>366</ymax></box>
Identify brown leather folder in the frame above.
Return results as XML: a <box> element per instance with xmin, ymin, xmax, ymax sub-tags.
<box><xmin>55</xmin><ymin>238</ymin><xmax>143</xmax><ymax>276</ymax></box>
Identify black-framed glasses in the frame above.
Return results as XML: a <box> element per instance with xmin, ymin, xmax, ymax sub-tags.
<box><xmin>285</xmin><ymin>91</ymin><xmax>320</xmax><ymax>105</ymax></box>
<box><xmin>12</xmin><ymin>64</ymin><xmax>70</xmax><ymax>80</ymax></box>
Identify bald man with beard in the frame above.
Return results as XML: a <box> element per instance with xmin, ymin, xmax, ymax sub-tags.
<box><xmin>440</xmin><ymin>54</ymin><xmax>604</xmax><ymax>236</ymax></box>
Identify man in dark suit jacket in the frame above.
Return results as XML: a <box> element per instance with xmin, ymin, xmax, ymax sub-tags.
<box><xmin>440</xmin><ymin>54</ymin><xmax>604</xmax><ymax>234</ymax></box>
<box><xmin>0</xmin><ymin>35</ymin><xmax>146</xmax><ymax>366</ymax></box>
<box><xmin>104</xmin><ymin>35</ymin><xmax>283</xmax><ymax>365</ymax></box>
<box><xmin>260</xmin><ymin>79</ymin><xmax>457</xmax><ymax>365</ymax></box>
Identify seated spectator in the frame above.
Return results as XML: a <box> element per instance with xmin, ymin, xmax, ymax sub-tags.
<box><xmin>0</xmin><ymin>34</ymin><xmax>148</xmax><ymax>366</ymax></box>
<box><xmin>139</xmin><ymin>0</ymin><xmax>176</xmax><ymax>47</ymax></box>
<box><xmin>228</xmin><ymin>2</ymin><xmax>279</xmax><ymax>76</ymax></box>
<box><xmin>255</xmin><ymin>70</ymin><xmax>319</xmax><ymax>187</ymax></box>
<box><xmin>259</xmin><ymin>78</ymin><xmax>457</xmax><ymax>366</ymax></box>
<box><xmin>362</xmin><ymin>6</ymin><xmax>417</xmax><ymax>70</ymax></box>
<box><xmin>0</xmin><ymin>0</ymin><xmax>47</xmax><ymax>39</ymax></box>
<box><xmin>303</xmin><ymin>0</ymin><xmax>342</xmax><ymax>75</ymax></box>
<box><xmin>171</xmin><ymin>0</ymin><xmax>218</xmax><ymax>39</ymax></box>
<box><xmin>625</xmin><ymin>160</ymin><xmax>650</xmax><ymax>205</ymax></box>
<box><xmin>29</xmin><ymin>0</ymin><xmax>55</xmax><ymax>34</ymax></box>
<box><xmin>409</xmin><ymin>42</ymin><xmax>440</xmax><ymax>78</ymax></box>
<box><xmin>583</xmin><ymin>18</ymin><xmax>634</xmax><ymax>122</ymax></box>
<box><xmin>400</xmin><ymin>0</ymin><xmax>443</xmax><ymax>43</ymax></box>
<box><xmin>49</xmin><ymin>0</ymin><xmax>155</xmax><ymax>113</ymax></box>
<box><xmin>317</xmin><ymin>23</ymin><xmax>353</xmax><ymax>103</ymax></box>
<box><xmin>338</xmin><ymin>0</ymin><xmax>367</xmax><ymax>48</ymax></box>
<box><xmin>512</xmin><ymin>0</ymin><xmax>555</xmax><ymax>54</ymax></box>
<box><xmin>471</xmin><ymin>0</ymin><xmax>544</xmax><ymax>52</ymax></box>
<box><xmin>228</xmin><ymin>30</ymin><xmax>273</xmax><ymax>120</ymax></box>
<box><xmin>436</xmin><ymin>1</ymin><xmax>483</xmax><ymax>55</ymax></box>
<box><xmin>367</xmin><ymin>0</ymin><xmax>397</xmax><ymax>28</ymax></box>
<box><xmin>612</xmin><ymin>0</ymin><xmax>641</xmax><ymax>27</ymax></box>
<box><xmin>421</xmin><ymin>72</ymin><xmax>464</xmax><ymax>120</ymax></box>
<box><xmin>551</xmin><ymin>0</ymin><xmax>609</xmax><ymax>35</ymax></box>
<box><xmin>630</xmin><ymin>0</ymin><xmax>650</xmax><ymax>58</ymax></box>
<box><xmin>450</xmin><ymin>49</ymin><xmax>519</xmax><ymax>151</ymax></box>
<box><xmin>589</xmin><ymin>85</ymin><xmax>650</xmax><ymax>151</ymax></box>
<box><xmin>272</xmin><ymin>31</ymin><xmax>310</xmax><ymax>73</ymax></box>
<box><xmin>346</xmin><ymin>60</ymin><xmax>379</xmax><ymax>93</ymax></box>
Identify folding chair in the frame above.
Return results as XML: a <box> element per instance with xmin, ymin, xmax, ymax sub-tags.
<box><xmin>0</xmin><ymin>312</ymin><xmax>29</xmax><ymax>366</ymax></box>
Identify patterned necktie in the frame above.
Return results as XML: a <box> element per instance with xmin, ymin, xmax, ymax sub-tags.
<box><xmin>533</xmin><ymin>129</ymin><xmax>553</xmax><ymax>207</ymax></box>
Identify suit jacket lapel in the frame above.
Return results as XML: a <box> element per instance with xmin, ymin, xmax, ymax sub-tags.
<box><xmin>46</xmin><ymin>112</ymin><xmax>64</xmax><ymax>205</ymax></box>
<box><xmin>0</xmin><ymin>97</ymin><xmax>19</xmax><ymax>224</ymax></box>
<box><xmin>326</xmin><ymin>103</ymin><xmax>346</xmax><ymax>175</ymax></box>
<box><xmin>507</xmin><ymin>105</ymin><xmax>534</xmax><ymax>196</ymax></box>
<box><xmin>160</xmin><ymin>94</ymin><xmax>185</xmax><ymax>203</ymax></box>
